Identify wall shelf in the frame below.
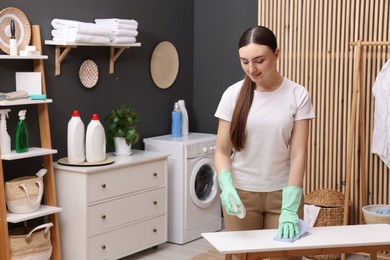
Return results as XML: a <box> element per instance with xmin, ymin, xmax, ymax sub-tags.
<box><xmin>0</xmin><ymin>99</ymin><xmax>52</xmax><ymax>106</ymax></box>
<box><xmin>0</xmin><ymin>55</ymin><xmax>48</xmax><ymax>60</ymax></box>
<box><xmin>44</xmin><ymin>40</ymin><xmax>141</xmax><ymax>76</ymax></box>
<box><xmin>7</xmin><ymin>205</ymin><xmax>62</xmax><ymax>223</ymax></box>
<box><xmin>1</xmin><ymin>147</ymin><xmax>57</xmax><ymax>160</ymax></box>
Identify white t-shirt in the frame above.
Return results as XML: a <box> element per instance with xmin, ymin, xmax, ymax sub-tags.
<box><xmin>215</xmin><ymin>77</ymin><xmax>315</xmax><ymax>192</ymax></box>
<box><xmin>372</xmin><ymin>59</ymin><xmax>390</xmax><ymax>168</ymax></box>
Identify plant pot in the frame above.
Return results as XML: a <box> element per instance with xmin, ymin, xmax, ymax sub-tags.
<box><xmin>114</xmin><ymin>137</ymin><xmax>132</xmax><ymax>156</ymax></box>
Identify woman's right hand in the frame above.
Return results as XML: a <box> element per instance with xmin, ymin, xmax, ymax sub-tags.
<box><xmin>218</xmin><ymin>169</ymin><xmax>243</xmax><ymax>215</ymax></box>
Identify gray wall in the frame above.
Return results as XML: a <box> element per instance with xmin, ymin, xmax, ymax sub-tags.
<box><xmin>0</xmin><ymin>1</ymin><xmax>257</xmax><ymax>163</ymax></box>
<box><xmin>193</xmin><ymin>0</ymin><xmax>258</xmax><ymax>133</ymax></box>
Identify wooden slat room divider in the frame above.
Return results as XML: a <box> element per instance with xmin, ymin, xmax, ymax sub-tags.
<box><xmin>258</xmin><ymin>0</ymin><xmax>390</xmax><ymax>224</ymax></box>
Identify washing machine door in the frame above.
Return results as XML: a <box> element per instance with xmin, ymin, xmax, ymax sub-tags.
<box><xmin>189</xmin><ymin>157</ymin><xmax>218</xmax><ymax>208</ymax></box>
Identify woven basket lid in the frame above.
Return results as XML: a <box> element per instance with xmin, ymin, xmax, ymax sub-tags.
<box><xmin>79</xmin><ymin>60</ymin><xmax>99</xmax><ymax>88</ymax></box>
<box><xmin>304</xmin><ymin>188</ymin><xmax>344</xmax><ymax>207</ymax></box>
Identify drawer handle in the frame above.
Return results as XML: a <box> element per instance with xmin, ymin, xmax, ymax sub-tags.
<box><xmin>153</xmin><ymin>228</ymin><xmax>157</xmax><ymax>233</ymax></box>
<box><xmin>153</xmin><ymin>201</ymin><xmax>158</xmax><ymax>205</ymax></box>
<box><xmin>102</xmin><ymin>245</ymin><xmax>106</xmax><ymax>250</ymax></box>
<box><xmin>101</xmin><ymin>215</ymin><xmax>106</xmax><ymax>220</ymax></box>
<box><xmin>101</xmin><ymin>184</ymin><xmax>107</xmax><ymax>189</ymax></box>
<box><xmin>153</xmin><ymin>172</ymin><xmax>158</xmax><ymax>177</ymax></box>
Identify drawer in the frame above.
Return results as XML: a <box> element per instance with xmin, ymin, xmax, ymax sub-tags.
<box><xmin>88</xmin><ymin>187</ymin><xmax>166</xmax><ymax>236</ymax></box>
<box><xmin>88</xmin><ymin>160</ymin><xmax>166</xmax><ymax>203</ymax></box>
<box><xmin>88</xmin><ymin>215</ymin><xmax>167</xmax><ymax>260</ymax></box>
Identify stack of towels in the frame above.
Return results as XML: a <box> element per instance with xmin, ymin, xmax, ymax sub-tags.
<box><xmin>50</xmin><ymin>18</ymin><xmax>138</xmax><ymax>44</ymax></box>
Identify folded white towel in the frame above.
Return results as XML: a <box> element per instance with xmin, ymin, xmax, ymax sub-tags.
<box><xmin>109</xmin><ymin>29</ymin><xmax>138</xmax><ymax>37</ymax></box>
<box><xmin>51</xmin><ymin>19</ymin><xmax>112</xmax><ymax>37</ymax></box>
<box><xmin>109</xmin><ymin>36</ymin><xmax>136</xmax><ymax>44</ymax></box>
<box><xmin>95</xmin><ymin>18</ymin><xmax>138</xmax><ymax>26</ymax></box>
<box><xmin>101</xmin><ymin>24</ymin><xmax>138</xmax><ymax>31</ymax></box>
<box><xmin>51</xmin><ymin>19</ymin><xmax>79</xmax><ymax>30</ymax></box>
<box><xmin>52</xmin><ymin>33</ymin><xmax>110</xmax><ymax>44</ymax></box>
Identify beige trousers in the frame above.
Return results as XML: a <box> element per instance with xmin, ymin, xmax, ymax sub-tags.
<box><xmin>222</xmin><ymin>189</ymin><xmax>304</xmax><ymax>260</ymax></box>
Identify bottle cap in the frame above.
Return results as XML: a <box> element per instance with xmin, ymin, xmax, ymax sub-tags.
<box><xmin>72</xmin><ymin>110</ymin><xmax>80</xmax><ymax>117</ymax></box>
<box><xmin>18</xmin><ymin>110</ymin><xmax>27</xmax><ymax>120</ymax></box>
<box><xmin>0</xmin><ymin>109</ymin><xmax>11</xmax><ymax>119</ymax></box>
<box><xmin>91</xmin><ymin>113</ymin><xmax>99</xmax><ymax>120</ymax></box>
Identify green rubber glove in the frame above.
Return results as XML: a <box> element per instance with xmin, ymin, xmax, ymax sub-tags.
<box><xmin>278</xmin><ymin>185</ymin><xmax>302</xmax><ymax>240</ymax></box>
<box><xmin>218</xmin><ymin>169</ymin><xmax>243</xmax><ymax>216</ymax></box>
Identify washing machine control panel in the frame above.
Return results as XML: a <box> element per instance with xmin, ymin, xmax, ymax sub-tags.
<box><xmin>186</xmin><ymin>141</ymin><xmax>216</xmax><ymax>158</ymax></box>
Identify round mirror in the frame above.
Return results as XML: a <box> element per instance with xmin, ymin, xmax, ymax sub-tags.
<box><xmin>150</xmin><ymin>41</ymin><xmax>179</xmax><ymax>89</ymax></box>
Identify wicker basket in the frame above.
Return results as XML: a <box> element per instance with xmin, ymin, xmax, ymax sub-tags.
<box><xmin>9</xmin><ymin>223</ymin><xmax>52</xmax><ymax>260</ymax></box>
<box><xmin>362</xmin><ymin>204</ymin><xmax>390</xmax><ymax>224</ymax></box>
<box><xmin>305</xmin><ymin>189</ymin><xmax>344</xmax><ymax>260</ymax></box>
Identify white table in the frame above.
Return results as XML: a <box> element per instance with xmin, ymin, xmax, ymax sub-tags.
<box><xmin>202</xmin><ymin>224</ymin><xmax>390</xmax><ymax>260</ymax></box>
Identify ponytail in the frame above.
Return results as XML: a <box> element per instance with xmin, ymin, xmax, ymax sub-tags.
<box><xmin>230</xmin><ymin>76</ymin><xmax>255</xmax><ymax>151</ymax></box>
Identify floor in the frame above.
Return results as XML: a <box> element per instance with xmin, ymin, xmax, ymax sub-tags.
<box><xmin>121</xmin><ymin>236</ymin><xmax>371</xmax><ymax>260</ymax></box>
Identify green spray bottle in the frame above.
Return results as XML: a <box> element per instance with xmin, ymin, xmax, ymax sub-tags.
<box><xmin>16</xmin><ymin>110</ymin><xmax>28</xmax><ymax>153</ymax></box>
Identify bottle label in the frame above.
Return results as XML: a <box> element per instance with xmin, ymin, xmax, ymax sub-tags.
<box><xmin>172</xmin><ymin>111</ymin><xmax>182</xmax><ymax>137</ymax></box>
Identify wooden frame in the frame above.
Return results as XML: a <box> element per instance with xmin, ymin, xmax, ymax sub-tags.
<box><xmin>0</xmin><ymin>25</ymin><xmax>62</xmax><ymax>260</ymax></box>
<box><xmin>258</xmin><ymin>0</ymin><xmax>390</xmax><ymax>225</ymax></box>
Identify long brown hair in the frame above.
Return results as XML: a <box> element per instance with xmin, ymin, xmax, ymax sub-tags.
<box><xmin>230</xmin><ymin>26</ymin><xmax>278</xmax><ymax>151</ymax></box>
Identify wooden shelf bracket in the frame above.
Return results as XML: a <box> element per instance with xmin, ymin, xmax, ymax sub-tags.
<box><xmin>54</xmin><ymin>45</ymin><xmax>76</xmax><ymax>76</ymax></box>
<box><xmin>45</xmin><ymin>41</ymin><xmax>141</xmax><ymax>76</ymax></box>
<box><xmin>109</xmin><ymin>46</ymin><xmax>129</xmax><ymax>74</ymax></box>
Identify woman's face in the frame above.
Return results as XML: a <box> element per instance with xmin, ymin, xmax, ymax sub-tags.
<box><xmin>239</xmin><ymin>43</ymin><xmax>279</xmax><ymax>85</ymax></box>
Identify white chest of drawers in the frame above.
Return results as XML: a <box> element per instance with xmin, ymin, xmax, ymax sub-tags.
<box><xmin>54</xmin><ymin>150</ymin><xmax>169</xmax><ymax>260</ymax></box>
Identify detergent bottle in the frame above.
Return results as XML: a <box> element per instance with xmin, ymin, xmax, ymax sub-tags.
<box><xmin>0</xmin><ymin>109</ymin><xmax>11</xmax><ymax>154</ymax></box>
<box><xmin>67</xmin><ymin>110</ymin><xmax>85</xmax><ymax>164</ymax></box>
<box><xmin>178</xmin><ymin>100</ymin><xmax>189</xmax><ymax>136</ymax></box>
<box><xmin>171</xmin><ymin>102</ymin><xmax>182</xmax><ymax>137</ymax></box>
<box><xmin>86</xmin><ymin>113</ymin><xmax>106</xmax><ymax>163</ymax></box>
<box><xmin>16</xmin><ymin>110</ymin><xmax>28</xmax><ymax>153</ymax></box>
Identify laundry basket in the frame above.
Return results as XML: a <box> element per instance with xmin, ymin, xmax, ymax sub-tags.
<box><xmin>362</xmin><ymin>204</ymin><xmax>390</xmax><ymax>258</ymax></box>
<box><xmin>305</xmin><ymin>188</ymin><xmax>345</xmax><ymax>260</ymax></box>
<box><xmin>9</xmin><ymin>223</ymin><xmax>53</xmax><ymax>260</ymax></box>
<box><xmin>362</xmin><ymin>204</ymin><xmax>390</xmax><ymax>224</ymax></box>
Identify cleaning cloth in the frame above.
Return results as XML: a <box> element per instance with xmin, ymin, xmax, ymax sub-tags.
<box><xmin>375</xmin><ymin>208</ymin><xmax>390</xmax><ymax>215</ymax></box>
<box><xmin>273</xmin><ymin>219</ymin><xmax>309</xmax><ymax>243</ymax></box>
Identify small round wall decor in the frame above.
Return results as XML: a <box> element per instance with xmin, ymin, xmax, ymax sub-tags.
<box><xmin>150</xmin><ymin>41</ymin><xmax>179</xmax><ymax>89</ymax></box>
<box><xmin>79</xmin><ymin>60</ymin><xmax>99</xmax><ymax>88</ymax></box>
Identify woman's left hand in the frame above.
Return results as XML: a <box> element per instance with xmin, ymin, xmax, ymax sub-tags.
<box><xmin>278</xmin><ymin>185</ymin><xmax>302</xmax><ymax>239</ymax></box>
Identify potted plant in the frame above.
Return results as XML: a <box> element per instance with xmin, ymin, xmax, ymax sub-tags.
<box><xmin>104</xmin><ymin>105</ymin><xmax>140</xmax><ymax>155</ymax></box>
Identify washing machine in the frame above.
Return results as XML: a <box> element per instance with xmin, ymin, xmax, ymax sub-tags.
<box><xmin>144</xmin><ymin>132</ymin><xmax>222</xmax><ymax>244</ymax></box>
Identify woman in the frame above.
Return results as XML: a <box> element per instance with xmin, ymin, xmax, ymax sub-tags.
<box><xmin>214</xmin><ymin>26</ymin><xmax>315</xmax><ymax>248</ymax></box>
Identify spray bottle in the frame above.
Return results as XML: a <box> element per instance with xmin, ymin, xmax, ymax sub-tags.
<box><xmin>0</xmin><ymin>109</ymin><xmax>11</xmax><ymax>154</ymax></box>
<box><xmin>16</xmin><ymin>110</ymin><xmax>28</xmax><ymax>153</ymax></box>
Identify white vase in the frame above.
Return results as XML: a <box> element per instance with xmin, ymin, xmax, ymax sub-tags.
<box><xmin>114</xmin><ymin>137</ymin><xmax>132</xmax><ymax>156</ymax></box>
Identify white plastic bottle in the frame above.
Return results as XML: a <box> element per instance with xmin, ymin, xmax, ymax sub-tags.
<box><xmin>178</xmin><ymin>99</ymin><xmax>189</xmax><ymax>136</ymax></box>
<box><xmin>67</xmin><ymin>110</ymin><xmax>85</xmax><ymax>164</ymax></box>
<box><xmin>86</xmin><ymin>113</ymin><xmax>106</xmax><ymax>163</ymax></box>
<box><xmin>0</xmin><ymin>109</ymin><xmax>11</xmax><ymax>154</ymax></box>
<box><xmin>9</xmin><ymin>20</ymin><xmax>18</xmax><ymax>56</ymax></box>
